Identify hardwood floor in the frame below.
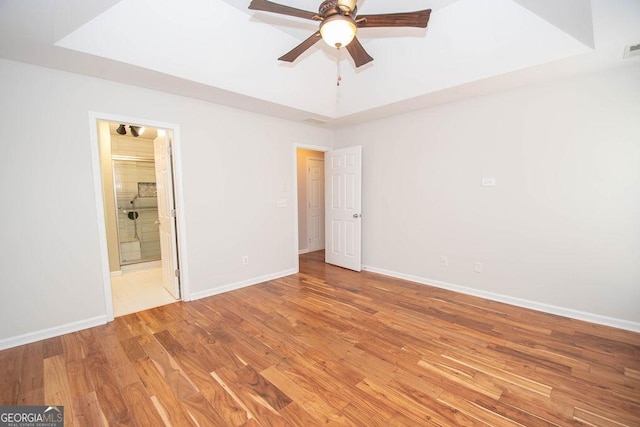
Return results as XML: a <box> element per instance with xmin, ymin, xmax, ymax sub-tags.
<box><xmin>1</xmin><ymin>251</ymin><xmax>639</xmax><ymax>426</ymax></box>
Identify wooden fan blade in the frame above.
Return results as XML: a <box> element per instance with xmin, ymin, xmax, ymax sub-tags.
<box><xmin>279</xmin><ymin>31</ymin><xmax>322</xmax><ymax>63</ymax></box>
<box><xmin>346</xmin><ymin>36</ymin><xmax>373</xmax><ymax>68</ymax></box>
<box><xmin>357</xmin><ymin>9</ymin><xmax>431</xmax><ymax>28</ymax></box>
<box><xmin>249</xmin><ymin>0</ymin><xmax>318</xmax><ymax>20</ymax></box>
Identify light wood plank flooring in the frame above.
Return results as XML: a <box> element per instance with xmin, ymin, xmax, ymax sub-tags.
<box><xmin>1</xmin><ymin>251</ymin><xmax>639</xmax><ymax>426</ymax></box>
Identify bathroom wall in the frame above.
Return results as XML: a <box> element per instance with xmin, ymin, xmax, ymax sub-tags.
<box><xmin>111</xmin><ymin>134</ymin><xmax>154</xmax><ymax>158</ymax></box>
<box><xmin>98</xmin><ymin>122</ymin><xmax>120</xmax><ymax>272</ymax></box>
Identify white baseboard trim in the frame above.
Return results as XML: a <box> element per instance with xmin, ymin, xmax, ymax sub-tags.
<box><xmin>190</xmin><ymin>268</ymin><xmax>297</xmax><ymax>301</ymax></box>
<box><xmin>298</xmin><ymin>248</ymin><xmax>310</xmax><ymax>255</ymax></box>
<box><xmin>362</xmin><ymin>265</ymin><xmax>640</xmax><ymax>333</ymax></box>
<box><xmin>0</xmin><ymin>315</ymin><xmax>108</xmax><ymax>351</ymax></box>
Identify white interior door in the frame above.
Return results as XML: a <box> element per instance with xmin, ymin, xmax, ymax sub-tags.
<box><xmin>325</xmin><ymin>146</ymin><xmax>362</xmax><ymax>271</ymax></box>
<box><xmin>307</xmin><ymin>158</ymin><xmax>325</xmax><ymax>252</ymax></box>
<box><xmin>154</xmin><ymin>131</ymin><xmax>180</xmax><ymax>299</ymax></box>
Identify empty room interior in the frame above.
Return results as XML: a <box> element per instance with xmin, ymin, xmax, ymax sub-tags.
<box><xmin>0</xmin><ymin>0</ymin><xmax>639</xmax><ymax>425</ymax></box>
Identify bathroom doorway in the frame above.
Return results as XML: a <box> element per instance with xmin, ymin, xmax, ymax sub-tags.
<box><xmin>95</xmin><ymin>119</ymin><xmax>182</xmax><ymax>317</ymax></box>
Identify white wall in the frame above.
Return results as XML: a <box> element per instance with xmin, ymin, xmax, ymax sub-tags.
<box><xmin>0</xmin><ymin>59</ymin><xmax>332</xmax><ymax>347</ymax></box>
<box><xmin>335</xmin><ymin>64</ymin><xmax>640</xmax><ymax>329</ymax></box>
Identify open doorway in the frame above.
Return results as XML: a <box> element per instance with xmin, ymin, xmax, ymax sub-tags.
<box><xmin>295</xmin><ymin>144</ymin><xmax>363</xmax><ymax>272</ymax></box>
<box><xmin>94</xmin><ymin>118</ymin><xmax>182</xmax><ymax>317</ymax></box>
<box><xmin>296</xmin><ymin>147</ymin><xmax>327</xmax><ymax>255</ymax></box>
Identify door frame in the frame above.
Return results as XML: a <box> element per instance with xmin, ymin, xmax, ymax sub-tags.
<box><xmin>88</xmin><ymin>111</ymin><xmax>190</xmax><ymax>321</ymax></box>
<box><xmin>293</xmin><ymin>143</ymin><xmax>330</xmax><ymax>273</ymax></box>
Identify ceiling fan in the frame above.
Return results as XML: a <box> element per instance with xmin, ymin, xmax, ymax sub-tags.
<box><xmin>249</xmin><ymin>0</ymin><xmax>431</xmax><ymax>68</ymax></box>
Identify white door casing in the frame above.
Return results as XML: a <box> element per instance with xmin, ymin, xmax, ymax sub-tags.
<box><xmin>325</xmin><ymin>146</ymin><xmax>362</xmax><ymax>271</ymax></box>
<box><xmin>154</xmin><ymin>131</ymin><xmax>180</xmax><ymax>299</ymax></box>
<box><xmin>307</xmin><ymin>158</ymin><xmax>325</xmax><ymax>252</ymax></box>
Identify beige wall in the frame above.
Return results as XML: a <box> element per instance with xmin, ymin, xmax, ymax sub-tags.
<box><xmin>98</xmin><ymin>122</ymin><xmax>120</xmax><ymax>272</ymax></box>
<box><xmin>297</xmin><ymin>149</ymin><xmax>325</xmax><ymax>252</ymax></box>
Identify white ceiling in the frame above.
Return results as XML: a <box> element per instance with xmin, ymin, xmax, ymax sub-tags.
<box><xmin>0</xmin><ymin>0</ymin><xmax>638</xmax><ymax>127</ymax></box>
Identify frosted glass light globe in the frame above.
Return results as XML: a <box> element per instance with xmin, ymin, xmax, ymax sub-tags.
<box><xmin>320</xmin><ymin>16</ymin><xmax>357</xmax><ymax>48</ymax></box>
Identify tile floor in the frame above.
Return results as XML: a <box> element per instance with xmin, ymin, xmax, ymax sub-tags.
<box><xmin>111</xmin><ymin>266</ymin><xmax>177</xmax><ymax>317</ymax></box>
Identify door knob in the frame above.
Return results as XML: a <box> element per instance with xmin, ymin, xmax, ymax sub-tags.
<box><xmin>353</xmin><ymin>213</ymin><xmax>361</xmax><ymax>218</ymax></box>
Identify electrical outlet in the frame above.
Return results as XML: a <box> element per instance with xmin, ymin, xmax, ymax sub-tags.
<box><xmin>242</xmin><ymin>256</ymin><xmax>249</xmax><ymax>265</ymax></box>
<box><xmin>474</xmin><ymin>262</ymin><xmax>483</xmax><ymax>273</ymax></box>
<box><xmin>440</xmin><ymin>256</ymin><xmax>448</xmax><ymax>267</ymax></box>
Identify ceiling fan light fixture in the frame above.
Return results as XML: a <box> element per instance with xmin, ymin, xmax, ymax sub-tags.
<box><xmin>337</xmin><ymin>0</ymin><xmax>357</xmax><ymax>13</ymax></box>
<box><xmin>320</xmin><ymin>15</ymin><xmax>356</xmax><ymax>48</ymax></box>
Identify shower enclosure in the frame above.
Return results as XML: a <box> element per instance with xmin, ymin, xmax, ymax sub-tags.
<box><xmin>113</xmin><ymin>159</ymin><xmax>161</xmax><ymax>265</ymax></box>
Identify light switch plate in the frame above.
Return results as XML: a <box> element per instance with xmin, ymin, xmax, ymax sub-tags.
<box><xmin>474</xmin><ymin>262</ymin><xmax>483</xmax><ymax>273</ymax></box>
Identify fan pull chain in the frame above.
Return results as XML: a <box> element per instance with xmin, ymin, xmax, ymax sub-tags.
<box><xmin>336</xmin><ymin>45</ymin><xmax>342</xmax><ymax>86</ymax></box>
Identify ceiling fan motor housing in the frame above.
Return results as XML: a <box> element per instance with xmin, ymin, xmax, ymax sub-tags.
<box><xmin>319</xmin><ymin>0</ymin><xmax>356</xmax><ymax>17</ymax></box>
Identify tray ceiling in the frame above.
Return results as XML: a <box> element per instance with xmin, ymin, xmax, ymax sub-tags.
<box><xmin>0</xmin><ymin>0</ymin><xmax>638</xmax><ymax>126</ymax></box>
